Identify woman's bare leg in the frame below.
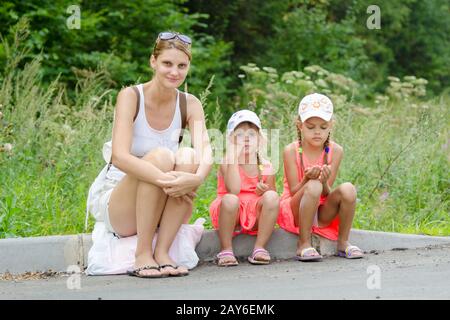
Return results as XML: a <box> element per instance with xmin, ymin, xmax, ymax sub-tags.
<box><xmin>108</xmin><ymin>147</ymin><xmax>175</xmax><ymax>276</ymax></box>
<box><xmin>154</xmin><ymin>147</ymin><xmax>199</xmax><ymax>275</ymax></box>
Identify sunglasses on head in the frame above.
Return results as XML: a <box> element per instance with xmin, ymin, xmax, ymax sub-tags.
<box><xmin>158</xmin><ymin>32</ymin><xmax>192</xmax><ymax>45</ymax></box>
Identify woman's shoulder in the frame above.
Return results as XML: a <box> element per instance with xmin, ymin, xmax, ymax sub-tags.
<box><xmin>182</xmin><ymin>92</ymin><xmax>201</xmax><ymax>107</ymax></box>
<box><xmin>182</xmin><ymin>92</ymin><xmax>205</xmax><ymax>119</ymax></box>
<box><xmin>117</xmin><ymin>86</ymin><xmax>138</xmax><ymax>101</ymax></box>
<box><xmin>114</xmin><ymin>86</ymin><xmax>139</xmax><ymax>117</ymax></box>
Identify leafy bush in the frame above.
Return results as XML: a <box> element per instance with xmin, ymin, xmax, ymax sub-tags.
<box><xmin>0</xmin><ymin>1</ymin><xmax>232</xmax><ymax>100</ymax></box>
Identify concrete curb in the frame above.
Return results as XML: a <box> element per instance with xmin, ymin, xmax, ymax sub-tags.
<box><xmin>1</xmin><ymin>229</ymin><xmax>450</xmax><ymax>274</ymax></box>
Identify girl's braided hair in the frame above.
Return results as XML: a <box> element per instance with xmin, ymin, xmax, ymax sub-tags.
<box><xmin>256</xmin><ymin>151</ymin><xmax>263</xmax><ymax>183</ymax></box>
<box><xmin>297</xmin><ymin>116</ymin><xmax>330</xmax><ymax>176</ymax></box>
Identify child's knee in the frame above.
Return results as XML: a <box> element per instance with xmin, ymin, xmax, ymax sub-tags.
<box><xmin>304</xmin><ymin>180</ymin><xmax>323</xmax><ymax>198</ymax></box>
<box><xmin>340</xmin><ymin>182</ymin><xmax>357</xmax><ymax>202</ymax></box>
<box><xmin>262</xmin><ymin>190</ymin><xmax>280</xmax><ymax>210</ymax></box>
<box><xmin>221</xmin><ymin>194</ymin><xmax>240</xmax><ymax>212</ymax></box>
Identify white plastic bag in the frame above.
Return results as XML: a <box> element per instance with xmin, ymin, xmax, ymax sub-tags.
<box><xmin>85</xmin><ymin>164</ymin><xmax>115</xmax><ymax>230</ymax></box>
<box><xmin>86</xmin><ymin>218</ymin><xmax>205</xmax><ymax>275</ymax></box>
<box><xmin>102</xmin><ymin>140</ymin><xmax>112</xmax><ymax>164</ymax></box>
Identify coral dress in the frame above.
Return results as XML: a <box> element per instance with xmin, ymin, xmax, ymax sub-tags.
<box><xmin>209</xmin><ymin>163</ymin><xmax>274</xmax><ymax>236</ymax></box>
<box><xmin>277</xmin><ymin>141</ymin><xmax>340</xmax><ymax>241</ymax></box>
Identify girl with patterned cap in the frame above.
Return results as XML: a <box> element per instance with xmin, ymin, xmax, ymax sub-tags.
<box><xmin>278</xmin><ymin>93</ymin><xmax>363</xmax><ymax>261</ymax></box>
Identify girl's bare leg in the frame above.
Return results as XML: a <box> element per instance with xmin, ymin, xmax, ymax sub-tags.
<box><xmin>290</xmin><ymin>180</ymin><xmax>322</xmax><ymax>255</ymax></box>
<box><xmin>217</xmin><ymin>194</ymin><xmax>240</xmax><ymax>252</ymax></box>
<box><xmin>317</xmin><ymin>182</ymin><xmax>358</xmax><ymax>251</ymax></box>
<box><xmin>253</xmin><ymin>191</ymin><xmax>279</xmax><ymax>260</ymax></box>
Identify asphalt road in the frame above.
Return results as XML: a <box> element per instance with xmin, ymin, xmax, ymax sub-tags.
<box><xmin>1</xmin><ymin>245</ymin><xmax>449</xmax><ymax>300</ymax></box>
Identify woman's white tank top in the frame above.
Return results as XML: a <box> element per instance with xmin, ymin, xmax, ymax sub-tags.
<box><xmin>106</xmin><ymin>84</ymin><xmax>182</xmax><ymax>181</ymax></box>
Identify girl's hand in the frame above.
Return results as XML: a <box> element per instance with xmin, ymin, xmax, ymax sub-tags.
<box><xmin>157</xmin><ymin>171</ymin><xmax>202</xmax><ymax>198</ymax></box>
<box><xmin>305</xmin><ymin>165</ymin><xmax>321</xmax><ymax>180</ymax></box>
<box><xmin>255</xmin><ymin>181</ymin><xmax>269</xmax><ymax>196</ymax></box>
<box><xmin>319</xmin><ymin>165</ymin><xmax>331</xmax><ymax>184</ymax></box>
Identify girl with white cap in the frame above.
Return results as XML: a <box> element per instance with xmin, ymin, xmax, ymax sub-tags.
<box><xmin>278</xmin><ymin>93</ymin><xmax>363</xmax><ymax>261</ymax></box>
<box><xmin>209</xmin><ymin>110</ymin><xmax>280</xmax><ymax>266</ymax></box>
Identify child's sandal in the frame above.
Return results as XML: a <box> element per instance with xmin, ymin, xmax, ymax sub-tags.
<box><xmin>248</xmin><ymin>248</ymin><xmax>271</xmax><ymax>265</ymax></box>
<box><xmin>337</xmin><ymin>245</ymin><xmax>364</xmax><ymax>259</ymax></box>
<box><xmin>216</xmin><ymin>250</ymin><xmax>239</xmax><ymax>267</ymax></box>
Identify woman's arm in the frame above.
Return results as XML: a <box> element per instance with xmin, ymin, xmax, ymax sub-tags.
<box><xmin>111</xmin><ymin>87</ymin><xmax>174</xmax><ymax>186</ymax></box>
<box><xmin>187</xmin><ymin>94</ymin><xmax>213</xmax><ymax>183</ymax></box>
<box><xmin>156</xmin><ymin>94</ymin><xmax>213</xmax><ymax>197</ymax></box>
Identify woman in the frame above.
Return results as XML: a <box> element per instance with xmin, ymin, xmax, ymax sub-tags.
<box><xmin>96</xmin><ymin>32</ymin><xmax>212</xmax><ymax>278</ymax></box>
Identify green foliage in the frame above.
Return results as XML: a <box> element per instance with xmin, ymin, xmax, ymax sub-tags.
<box><xmin>236</xmin><ymin>63</ymin><xmax>360</xmax><ymax>131</ymax></box>
<box><xmin>0</xmin><ymin>21</ymin><xmax>113</xmax><ymax>237</ymax></box>
<box><xmin>0</xmin><ymin>0</ymin><xmax>232</xmax><ymax>99</ymax></box>
<box><xmin>187</xmin><ymin>0</ymin><xmax>450</xmax><ymax>96</ymax></box>
<box><xmin>266</xmin><ymin>6</ymin><xmax>372</xmax><ymax>88</ymax></box>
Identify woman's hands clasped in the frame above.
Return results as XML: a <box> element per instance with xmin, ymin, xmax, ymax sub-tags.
<box><xmin>157</xmin><ymin>171</ymin><xmax>202</xmax><ymax>204</ymax></box>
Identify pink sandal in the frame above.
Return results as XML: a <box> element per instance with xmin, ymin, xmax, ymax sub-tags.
<box><xmin>248</xmin><ymin>248</ymin><xmax>271</xmax><ymax>265</ymax></box>
<box><xmin>337</xmin><ymin>245</ymin><xmax>364</xmax><ymax>259</ymax></box>
<box><xmin>295</xmin><ymin>247</ymin><xmax>323</xmax><ymax>262</ymax></box>
<box><xmin>216</xmin><ymin>250</ymin><xmax>239</xmax><ymax>267</ymax></box>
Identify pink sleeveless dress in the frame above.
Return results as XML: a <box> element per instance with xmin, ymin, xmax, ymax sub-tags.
<box><xmin>209</xmin><ymin>163</ymin><xmax>274</xmax><ymax>236</ymax></box>
<box><xmin>277</xmin><ymin>141</ymin><xmax>340</xmax><ymax>241</ymax></box>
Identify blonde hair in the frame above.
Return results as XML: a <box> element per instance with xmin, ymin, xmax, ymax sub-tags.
<box><xmin>152</xmin><ymin>35</ymin><xmax>192</xmax><ymax>61</ymax></box>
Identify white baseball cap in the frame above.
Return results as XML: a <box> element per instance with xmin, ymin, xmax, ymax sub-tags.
<box><xmin>298</xmin><ymin>93</ymin><xmax>333</xmax><ymax>122</ymax></box>
<box><xmin>226</xmin><ymin>109</ymin><xmax>262</xmax><ymax>135</ymax></box>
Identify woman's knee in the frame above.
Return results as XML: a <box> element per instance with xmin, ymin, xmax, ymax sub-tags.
<box><xmin>142</xmin><ymin>147</ymin><xmax>175</xmax><ymax>172</ymax></box>
<box><xmin>221</xmin><ymin>194</ymin><xmax>240</xmax><ymax>213</ymax></box>
<box><xmin>174</xmin><ymin>147</ymin><xmax>198</xmax><ymax>172</ymax></box>
<box><xmin>175</xmin><ymin>147</ymin><xmax>196</xmax><ymax>164</ymax></box>
<box><xmin>262</xmin><ymin>190</ymin><xmax>280</xmax><ymax>210</ymax></box>
<box><xmin>339</xmin><ymin>182</ymin><xmax>357</xmax><ymax>203</ymax></box>
<box><xmin>304</xmin><ymin>180</ymin><xmax>323</xmax><ymax>198</ymax></box>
